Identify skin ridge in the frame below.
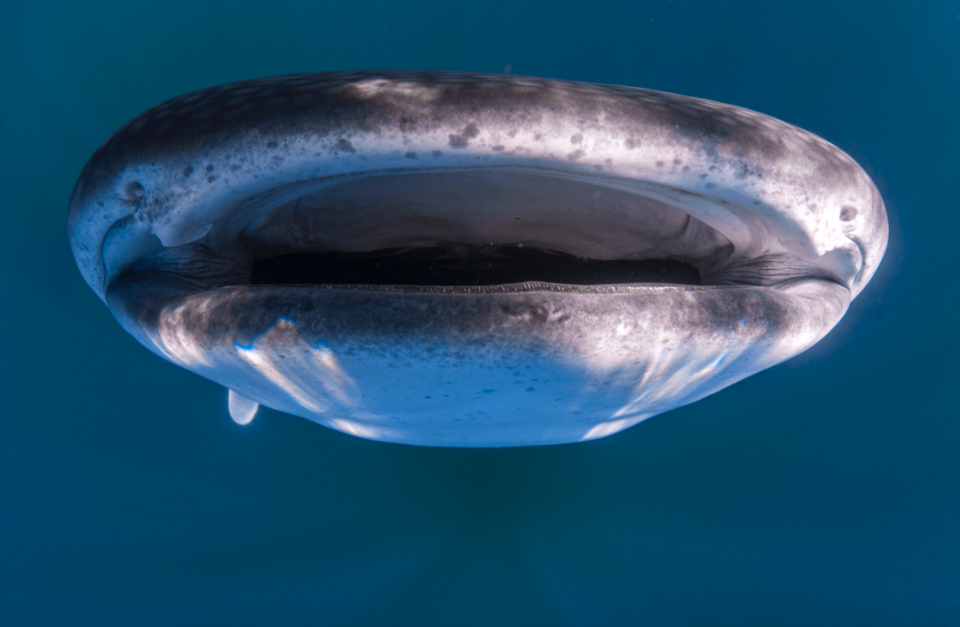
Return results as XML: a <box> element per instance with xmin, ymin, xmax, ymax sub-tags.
<box><xmin>107</xmin><ymin>273</ymin><xmax>796</xmax><ymax>358</ymax></box>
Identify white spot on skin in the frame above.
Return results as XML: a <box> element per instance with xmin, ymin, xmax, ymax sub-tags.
<box><xmin>351</xmin><ymin>79</ymin><xmax>441</xmax><ymax>102</ymax></box>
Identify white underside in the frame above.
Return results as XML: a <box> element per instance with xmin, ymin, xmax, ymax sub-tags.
<box><xmin>144</xmin><ymin>280</ymin><xmax>849</xmax><ymax>447</ymax></box>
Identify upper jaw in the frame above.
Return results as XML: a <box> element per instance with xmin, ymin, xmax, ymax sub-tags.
<box><xmin>70</xmin><ymin>71</ymin><xmax>886</xmax><ymax>302</ymax></box>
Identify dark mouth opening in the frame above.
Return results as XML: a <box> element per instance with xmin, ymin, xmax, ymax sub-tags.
<box><xmin>218</xmin><ymin>169</ymin><xmax>733</xmax><ymax>290</ymax></box>
<box><xmin>250</xmin><ymin>245</ymin><xmax>702</xmax><ymax>287</ymax></box>
<box><xmin>120</xmin><ymin>168</ymin><xmax>808</xmax><ymax>293</ymax></box>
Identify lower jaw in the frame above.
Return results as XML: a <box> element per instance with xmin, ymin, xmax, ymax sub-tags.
<box><xmin>107</xmin><ymin>272</ymin><xmax>850</xmax><ymax>447</ymax></box>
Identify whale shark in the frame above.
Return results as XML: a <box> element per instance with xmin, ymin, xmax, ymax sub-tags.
<box><xmin>68</xmin><ymin>71</ymin><xmax>888</xmax><ymax>447</ymax></box>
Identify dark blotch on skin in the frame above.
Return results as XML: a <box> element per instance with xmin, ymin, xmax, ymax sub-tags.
<box><xmin>405</xmin><ymin>151</ymin><xmax>418</xmax><ymax>159</ymax></box>
<box><xmin>625</xmin><ymin>137</ymin><xmax>640</xmax><ymax>149</ymax></box>
<box><xmin>123</xmin><ymin>181</ymin><xmax>144</xmax><ymax>204</ymax></box>
<box><xmin>335</xmin><ymin>138</ymin><xmax>356</xmax><ymax>153</ymax></box>
<box><xmin>182</xmin><ymin>165</ymin><xmax>193</xmax><ymax>177</ymax></box>
<box><xmin>205</xmin><ymin>164</ymin><xmax>214</xmax><ymax>173</ymax></box>
<box><xmin>266</xmin><ymin>140</ymin><xmax>279</xmax><ymax>149</ymax></box>
<box><xmin>570</xmin><ymin>133</ymin><xmax>583</xmax><ymax>145</ymax></box>
<box><xmin>840</xmin><ymin>206</ymin><xmax>858</xmax><ymax>222</ymax></box>
<box><xmin>448</xmin><ymin>123</ymin><xmax>480</xmax><ymax>149</ymax></box>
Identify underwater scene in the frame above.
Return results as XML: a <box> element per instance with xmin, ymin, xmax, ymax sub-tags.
<box><xmin>2</xmin><ymin>1</ymin><xmax>958</xmax><ymax>625</ymax></box>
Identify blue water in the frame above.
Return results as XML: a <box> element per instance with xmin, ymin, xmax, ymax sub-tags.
<box><xmin>1</xmin><ymin>1</ymin><xmax>957</xmax><ymax>625</ymax></box>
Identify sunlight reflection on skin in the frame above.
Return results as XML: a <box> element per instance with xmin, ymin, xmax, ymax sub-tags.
<box><xmin>155</xmin><ymin>304</ymin><xmax>214</xmax><ymax>368</ymax></box>
<box><xmin>234</xmin><ymin>317</ymin><xmax>358</xmax><ymax>410</ymax></box>
<box><xmin>153</xmin><ymin>311</ymin><xmax>392</xmax><ymax>438</ymax></box>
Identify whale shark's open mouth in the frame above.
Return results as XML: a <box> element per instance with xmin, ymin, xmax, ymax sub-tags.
<box><xmin>246</xmin><ymin>168</ymin><xmax>721</xmax><ymax>291</ymax></box>
<box><xmin>238</xmin><ymin>169</ymin><xmax>717</xmax><ymax>289</ymax></box>
<box><xmin>70</xmin><ymin>71</ymin><xmax>888</xmax><ymax>447</ymax></box>
<box><xmin>123</xmin><ymin>167</ymin><xmax>836</xmax><ymax>293</ymax></box>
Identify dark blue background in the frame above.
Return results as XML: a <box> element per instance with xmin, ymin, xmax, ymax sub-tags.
<box><xmin>1</xmin><ymin>1</ymin><xmax>957</xmax><ymax>624</ymax></box>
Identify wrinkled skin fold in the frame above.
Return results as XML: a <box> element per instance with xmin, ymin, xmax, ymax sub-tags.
<box><xmin>69</xmin><ymin>71</ymin><xmax>888</xmax><ymax>446</ymax></box>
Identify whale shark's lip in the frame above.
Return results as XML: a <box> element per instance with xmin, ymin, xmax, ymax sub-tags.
<box><xmin>68</xmin><ymin>71</ymin><xmax>888</xmax><ymax>447</ymax></box>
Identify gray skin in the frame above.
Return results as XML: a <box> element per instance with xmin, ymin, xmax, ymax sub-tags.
<box><xmin>68</xmin><ymin>71</ymin><xmax>888</xmax><ymax>447</ymax></box>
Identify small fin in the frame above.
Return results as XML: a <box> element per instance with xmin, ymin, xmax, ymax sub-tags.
<box><xmin>228</xmin><ymin>389</ymin><xmax>259</xmax><ymax>425</ymax></box>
